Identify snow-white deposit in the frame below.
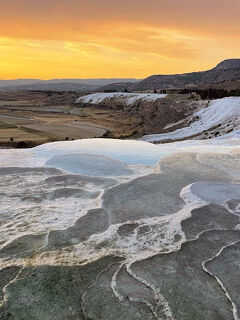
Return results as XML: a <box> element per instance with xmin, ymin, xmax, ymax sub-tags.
<box><xmin>0</xmin><ymin>139</ymin><xmax>173</xmax><ymax>168</ymax></box>
<box><xmin>0</xmin><ymin>137</ymin><xmax>240</xmax><ymax>320</ymax></box>
<box><xmin>1</xmin><ymin>138</ymin><xmax>239</xmax><ymax>171</ymax></box>
<box><xmin>1</xmin><ymin>138</ymin><xmax>238</xmax><ymax>259</ymax></box>
<box><xmin>75</xmin><ymin>92</ymin><xmax>166</xmax><ymax>106</ymax></box>
<box><xmin>0</xmin><ymin>139</ymin><xmax>238</xmax><ymax>267</ymax></box>
<box><xmin>33</xmin><ymin>138</ymin><xmax>174</xmax><ymax>166</ymax></box>
<box><xmin>142</xmin><ymin>97</ymin><xmax>240</xmax><ymax>142</ymax></box>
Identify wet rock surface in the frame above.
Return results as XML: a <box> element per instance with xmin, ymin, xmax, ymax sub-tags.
<box><xmin>0</xmin><ymin>140</ymin><xmax>239</xmax><ymax>320</ymax></box>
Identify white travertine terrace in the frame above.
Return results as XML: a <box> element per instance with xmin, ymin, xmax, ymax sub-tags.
<box><xmin>0</xmin><ymin>137</ymin><xmax>239</xmax><ymax>320</ymax></box>
<box><xmin>142</xmin><ymin>97</ymin><xmax>240</xmax><ymax>142</ymax></box>
<box><xmin>75</xmin><ymin>92</ymin><xmax>167</xmax><ymax>106</ymax></box>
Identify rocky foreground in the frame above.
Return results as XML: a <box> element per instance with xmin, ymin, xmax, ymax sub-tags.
<box><xmin>0</xmin><ymin>138</ymin><xmax>239</xmax><ymax>320</ymax></box>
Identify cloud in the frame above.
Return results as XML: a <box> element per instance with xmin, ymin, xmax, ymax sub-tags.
<box><xmin>61</xmin><ymin>26</ymin><xmax>199</xmax><ymax>61</ymax></box>
<box><xmin>0</xmin><ymin>0</ymin><xmax>239</xmax><ymax>41</ymax></box>
<box><xmin>0</xmin><ymin>0</ymin><xmax>239</xmax><ymax>78</ymax></box>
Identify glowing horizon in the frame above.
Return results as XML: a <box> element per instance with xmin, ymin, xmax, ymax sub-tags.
<box><xmin>0</xmin><ymin>0</ymin><xmax>240</xmax><ymax>79</ymax></box>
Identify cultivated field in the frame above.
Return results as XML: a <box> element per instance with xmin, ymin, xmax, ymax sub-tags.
<box><xmin>0</xmin><ymin>91</ymin><xmax>109</xmax><ymax>147</ymax></box>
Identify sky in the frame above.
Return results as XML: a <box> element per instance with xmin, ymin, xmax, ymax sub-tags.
<box><xmin>0</xmin><ymin>0</ymin><xmax>240</xmax><ymax>79</ymax></box>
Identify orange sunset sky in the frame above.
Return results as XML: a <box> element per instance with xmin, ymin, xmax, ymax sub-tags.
<box><xmin>0</xmin><ymin>0</ymin><xmax>240</xmax><ymax>79</ymax></box>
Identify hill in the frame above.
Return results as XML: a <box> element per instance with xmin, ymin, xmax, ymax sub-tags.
<box><xmin>132</xmin><ymin>59</ymin><xmax>240</xmax><ymax>90</ymax></box>
<box><xmin>0</xmin><ymin>82</ymin><xmax>98</xmax><ymax>92</ymax></box>
<box><xmin>0</xmin><ymin>78</ymin><xmax>140</xmax><ymax>92</ymax></box>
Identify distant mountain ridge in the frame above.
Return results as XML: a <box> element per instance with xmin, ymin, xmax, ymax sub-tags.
<box><xmin>1</xmin><ymin>59</ymin><xmax>240</xmax><ymax>92</ymax></box>
<box><xmin>0</xmin><ymin>78</ymin><xmax>141</xmax><ymax>91</ymax></box>
<box><xmin>0</xmin><ymin>82</ymin><xmax>98</xmax><ymax>92</ymax></box>
<box><xmin>132</xmin><ymin>59</ymin><xmax>240</xmax><ymax>91</ymax></box>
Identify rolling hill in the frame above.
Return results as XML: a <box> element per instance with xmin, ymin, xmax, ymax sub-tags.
<box><xmin>132</xmin><ymin>59</ymin><xmax>240</xmax><ymax>90</ymax></box>
<box><xmin>0</xmin><ymin>78</ymin><xmax>140</xmax><ymax>92</ymax></box>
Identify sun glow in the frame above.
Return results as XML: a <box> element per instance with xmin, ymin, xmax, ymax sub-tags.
<box><xmin>0</xmin><ymin>0</ymin><xmax>239</xmax><ymax>79</ymax></box>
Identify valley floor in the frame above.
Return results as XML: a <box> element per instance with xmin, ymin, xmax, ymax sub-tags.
<box><xmin>0</xmin><ymin>91</ymin><xmax>205</xmax><ymax>147</ymax></box>
<box><xmin>0</xmin><ymin>91</ymin><xmax>110</xmax><ymax>147</ymax></box>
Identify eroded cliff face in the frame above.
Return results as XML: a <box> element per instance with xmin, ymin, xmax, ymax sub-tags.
<box><xmin>76</xmin><ymin>93</ymin><xmax>205</xmax><ymax>139</ymax></box>
<box><xmin>76</xmin><ymin>93</ymin><xmax>240</xmax><ymax>142</ymax></box>
<box><xmin>121</xmin><ymin>95</ymin><xmax>205</xmax><ymax>137</ymax></box>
